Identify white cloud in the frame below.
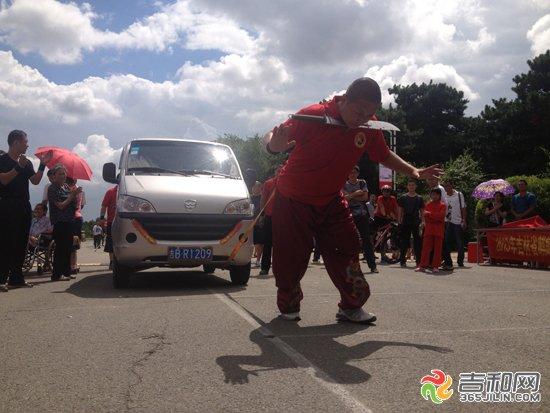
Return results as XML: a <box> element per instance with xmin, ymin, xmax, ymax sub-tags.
<box><xmin>72</xmin><ymin>134</ymin><xmax>122</xmax><ymax>185</ymax></box>
<box><xmin>176</xmin><ymin>53</ymin><xmax>291</xmax><ymax>103</ymax></box>
<box><xmin>235</xmin><ymin>107</ymin><xmax>290</xmax><ymax>132</ymax></box>
<box><xmin>0</xmin><ymin>46</ymin><xmax>291</xmax><ymax>146</ymax></box>
<box><xmin>467</xmin><ymin>27</ymin><xmax>496</xmax><ymax>52</ymax></box>
<box><xmin>398</xmin><ymin>0</ymin><xmax>498</xmax><ymax>58</ymax></box>
<box><xmin>109</xmin><ymin>1</ymin><xmax>256</xmax><ymax>55</ymax></box>
<box><xmin>0</xmin><ymin>0</ymin><xmax>109</xmax><ymax>64</ymax></box>
<box><xmin>365</xmin><ymin>56</ymin><xmax>479</xmax><ymax>105</ymax></box>
<box><xmin>527</xmin><ymin>14</ymin><xmax>550</xmax><ymax>56</ymax></box>
<box><xmin>0</xmin><ymin>50</ymin><xmax>121</xmax><ymax>122</ymax></box>
<box><xmin>183</xmin><ymin>12</ymin><xmax>256</xmax><ymax>54</ymax></box>
<box><xmin>0</xmin><ymin>0</ymin><xmax>256</xmax><ymax>64</ymax></box>
<box><xmin>530</xmin><ymin>0</ymin><xmax>550</xmax><ymax>10</ymax></box>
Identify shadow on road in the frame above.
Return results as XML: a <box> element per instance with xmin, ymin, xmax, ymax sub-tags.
<box><xmin>217</xmin><ymin>317</ymin><xmax>453</xmax><ymax>385</ymax></box>
<box><xmin>61</xmin><ymin>270</ymin><xmax>245</xmax><ymax>299</ymax></box>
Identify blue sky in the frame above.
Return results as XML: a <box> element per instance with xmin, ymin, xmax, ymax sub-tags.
<box><xmin>7</xmin><ymin>0</ymin><xmax>224</xmax><ymax>85</ymax></box>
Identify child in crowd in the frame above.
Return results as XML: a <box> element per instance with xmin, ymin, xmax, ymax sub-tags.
<box><xmin>416</xmin><ymin>188</ymin><xmax>446</xmax><ymax>273</ymax></box>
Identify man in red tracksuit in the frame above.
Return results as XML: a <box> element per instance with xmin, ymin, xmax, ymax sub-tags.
<box><xmin>263</xmin><ymin>77</ymin><xmax>441</xmax><ymax>323</ymax></box>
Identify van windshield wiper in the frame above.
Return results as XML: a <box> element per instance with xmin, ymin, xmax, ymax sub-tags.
<box><xmin>179</xmin><ymin>169</ymin><xmax>238</xmax><ymax>179</ymax></box>
<box><xmin>127</xmin><ymin>166</ymin><xmax>193</xmax><ymax>176</ymax></box>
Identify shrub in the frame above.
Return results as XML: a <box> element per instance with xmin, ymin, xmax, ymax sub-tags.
<box><xmin>442</xmin><ymin>152</ymin><xmax>484</xmax><ymax>240</ymax></box>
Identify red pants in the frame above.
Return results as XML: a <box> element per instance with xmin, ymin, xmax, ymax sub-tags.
<box><xmin>271</xmin><ymin>191</ymin><xmax>371</xmax><ymax>313</ymax></box>
<box><xmin>419</xmin><ymin>234</ymin><xmax>443</xmax><ymax>268</ymax></box>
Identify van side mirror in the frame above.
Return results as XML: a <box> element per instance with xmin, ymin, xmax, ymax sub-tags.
<box><xmin>103</xmin><ymin>163</ymin><xmax>117</xmax><ymax>184</ymax></box>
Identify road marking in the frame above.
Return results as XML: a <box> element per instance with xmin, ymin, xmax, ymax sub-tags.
<box><xmin>211</xmin><ymin>291</ymin><xmax>372</xmax><ymax>413</ymax></box>
<box><xmin>277</xmin><ymin>326</ymin><xmax>550</xmax><ymax>338</ymax></box>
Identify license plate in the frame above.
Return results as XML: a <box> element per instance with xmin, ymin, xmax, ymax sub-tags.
<box><xmin>168</xmin><ymin>247</ymin><xmax>213</xmax><ymax>262</ymax></box>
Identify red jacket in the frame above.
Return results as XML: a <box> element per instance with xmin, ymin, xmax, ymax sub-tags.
<box><xmin>275</xmin><ymin>96</ymin><xmax>390</xmax><ymax>206</ymax></box>
<box><xmin>423</xmin><ymin>200</ymin><xmax>446</xmax><ymax>238</ymax></box>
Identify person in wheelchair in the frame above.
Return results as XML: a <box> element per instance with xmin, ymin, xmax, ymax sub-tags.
<box><xmin>28</xmin><ymin>202</ymin><xmax>52</xmax><ymax>247</ymax></box>
<box><xmin>373</xmin><ymin>185</ymin><xmax>399</xmax><ymax>263</ymax></box>
<box><xmin>26</xmin><ymin>202</ymin><xmax>53</xmax><ymax>274</ymax></box>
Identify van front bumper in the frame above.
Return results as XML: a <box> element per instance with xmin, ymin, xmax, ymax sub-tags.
<box><xmin>112</xmin><ymin>213</ymin><xmax>254</xmax><ymax>268</ymax></box>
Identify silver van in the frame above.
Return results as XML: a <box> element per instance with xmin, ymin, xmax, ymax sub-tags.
<box><xmin>103</xmin><ymin>138</ymin><xmax>253</xmax><ymax>288</ymax></box>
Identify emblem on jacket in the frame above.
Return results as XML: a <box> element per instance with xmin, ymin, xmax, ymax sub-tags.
<box><xmin>355</xmin><ymin>132</ymin><xmax>366</xmax><ymax>148</ymax></box>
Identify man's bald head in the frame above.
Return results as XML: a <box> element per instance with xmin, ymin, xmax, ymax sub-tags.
<box><xmin>345</xmin><ymin>77</ymin><xmax>382</xmax><ymax>104</ymax></box>
<box><xmin>339</xmin><ymin>77</ymin><xmax>382</xmax><ymax>128</ymax></box>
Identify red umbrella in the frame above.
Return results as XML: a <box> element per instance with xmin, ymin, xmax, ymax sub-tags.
<box><xmin>35</xmin><ymin>146</ymin><xmax>93</xmax><ymax>181</ymax></box>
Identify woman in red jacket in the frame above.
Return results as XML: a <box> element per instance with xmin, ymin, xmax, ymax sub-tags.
<box><xmin>416</xmin><ymin>188</ymin><xmax>447</xmax><ymax>273</ymax></box>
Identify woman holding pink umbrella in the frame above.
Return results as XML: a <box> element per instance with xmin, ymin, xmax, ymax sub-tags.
<box><xmin>485</xmin><ymin>191</ymin><xmax>509</xmax><ymax>227</ymax></box>
<box><xmin>35</xmin><ymin>146</ymin><xmax>92</xmax><ymax>278</ymax></box>
<box><xmin>47</xmin><ymin>164</ymin><xmax>82</xmax><ymax>281</ymax></box>
<box><xmin>35</xmin><ymin>146</ymin><xmax>93</xmax><ymax>181</ymax></box>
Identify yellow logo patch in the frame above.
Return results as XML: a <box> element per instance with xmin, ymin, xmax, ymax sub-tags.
<box><xmin>354</xmin><ymin>132</ymin><xmax>366</xmax><ymax>148</ymax></box>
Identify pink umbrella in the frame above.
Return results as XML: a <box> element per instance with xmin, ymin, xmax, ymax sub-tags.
<box><xmin>472</xmin><ymin>179</ymin><xmax>514</xmax><ymax>200</ymax></box>
<box><xmin>35</xmin><ymin>146</ymin><xmax>93</xmax><ymax>181</ymax></box>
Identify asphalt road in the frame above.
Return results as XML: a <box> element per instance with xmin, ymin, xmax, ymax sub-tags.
<box><xmin>0</xmin><ymin>241</ymin><xmax>548</xmax><ymax>413</ymax></box>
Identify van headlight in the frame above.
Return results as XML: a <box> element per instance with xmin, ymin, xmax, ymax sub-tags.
<box><xmin>118</xmin><ymin>195</ymin><xmax>156</xmax><ymax>213</ymax></box>
<box><xmin>224</xmin><ymin>199</ymin><xmax>253</xmax><ymax>216</ymax></box>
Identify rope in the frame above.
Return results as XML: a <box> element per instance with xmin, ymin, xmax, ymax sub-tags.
<box><xmin>228</xmin><ymin>189</ymin><xmax>277</xmax><ymax>261</ymax></box>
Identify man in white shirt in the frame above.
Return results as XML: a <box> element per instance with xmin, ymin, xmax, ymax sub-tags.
<box><xmin>426</xmin><ymin>176</ymin><xmax>447</xmax><ymax>206</ymax></box>
<box><xmin>441</xmin><ymin>179</ymin><xmax>466</xmax><ymax>269</ymax></box>
<box><xmin>92</xmin><ymin>223</ymin><xmax>103</xmax><ymax>250</ymax></box>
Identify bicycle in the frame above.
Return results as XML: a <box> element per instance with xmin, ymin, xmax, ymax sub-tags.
<box><xmin>373</xmin><ymin>221</ymin><xmax>401</xmax><ymax>264</ymax></box>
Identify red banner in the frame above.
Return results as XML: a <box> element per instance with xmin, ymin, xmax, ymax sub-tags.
<box><xmin>486</xmin><ymin>228</ymin><xmax>550</xmax><ymax>263</ymax></box>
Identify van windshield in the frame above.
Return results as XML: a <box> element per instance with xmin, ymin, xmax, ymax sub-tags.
<box><xmin>126</xmin><ymin>141</ymin><xmax>241</xmax><ymax>179</ymax></box>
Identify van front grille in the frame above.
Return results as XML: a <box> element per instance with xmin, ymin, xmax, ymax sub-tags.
<box><xmin>136</xmin><ymin>214</ymin><xmax>245</xmax><ymax>241</ymax></box>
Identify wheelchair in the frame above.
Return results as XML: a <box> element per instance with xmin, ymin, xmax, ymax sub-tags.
<box><xmin>23</xmin><ymin>234</ymin><xmax>54</xmax><ymax>275</ymax></box>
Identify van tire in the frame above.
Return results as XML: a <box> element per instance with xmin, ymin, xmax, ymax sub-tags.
<box><xmin>203</xmin><ymin>264</ymin><xmax>216</xmax><ymax>274</ymax></box>
<box><xmin>113</xmin><ymin>260</ymin><xmax>133</xmax><ymax>289</ymax></box>
<box><xmin>229</xmin><ymin>263</ymin><xmax>251</xmax><ymax>286</ymax></box>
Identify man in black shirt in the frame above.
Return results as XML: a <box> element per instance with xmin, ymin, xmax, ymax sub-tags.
<box><xmin>397</xmin><ymin>180</ymin><xmax>424</xmax><ymax>268</ymax></box>
<box><xmin>0</xmin><ymin>130</ymin><xmax>51</xmax><ymax>290</ymax></box>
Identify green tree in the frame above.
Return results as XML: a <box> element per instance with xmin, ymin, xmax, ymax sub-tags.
<box><xmin>216</xmin><ymin>134</ymin><xmax>287</xmax><ymax>182</ymax></box>
<box><xmin>383</xmin><ymin>82</ymin><xmax>469</xmax><ymax>167</ymax></box>
<box><xmin>442</xmin><ymin>152</ymin><xmax>484</xmax><ymax>237</ymax></box>
<box><xmin>472</xmin><ymin>50</ymin><xmax>550</xmax><ymax>177</ymax></box>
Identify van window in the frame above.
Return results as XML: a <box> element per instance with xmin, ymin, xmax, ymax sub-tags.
<box><xmin>126</xmin><ymin>141</ymin><xmax>241</xmax><ymax>178</ymax></box>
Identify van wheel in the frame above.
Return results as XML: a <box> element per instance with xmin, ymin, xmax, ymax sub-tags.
<box><xmin>229</xmin><ymin>263</ymin><xmax>251</xmax><ymax>286</ymax></box>
<box><xmin>203</xmin><ymin>264</ymin><xmax>216</xmax><ymax>274</ymax></box>
<box><xmin>113</xmin><ymin>260</ymin><xmax>133</xmax><ymax>289</ymax></box>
